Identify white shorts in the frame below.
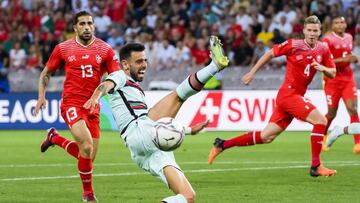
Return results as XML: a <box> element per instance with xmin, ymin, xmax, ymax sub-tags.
<box><xmin>122</xmin><ymin>116</ymin><xmax>181</xmax><ymax>185</ymax></box>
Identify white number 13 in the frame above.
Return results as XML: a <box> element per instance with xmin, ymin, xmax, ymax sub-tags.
<box><xmin>81</xmin><ymin>65</ymin><xmax>93</xmax><ymax>78</ymax></box>
<box><xmin>304</xmin><ymin>64</ymin><xmax>310</xmax><ymax>77</ymax></box>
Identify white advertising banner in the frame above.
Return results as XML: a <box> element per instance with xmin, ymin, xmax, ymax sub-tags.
<box><xmin>145</xmin><ymin>90</ymin><xmax>359</xmax><ymax>131</ymax></box>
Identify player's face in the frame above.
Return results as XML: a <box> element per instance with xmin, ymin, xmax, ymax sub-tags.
<box><xmin>124</xmin><ymin>51</ymin><xmax>147</xmax><ymax>82</ymax></box>
<box><xmin>74</xmin><ymin>15</ymin><xmax>95</xmax><ymax>43</ymax></box>
<box><xmin>303</xmin><ymin>23</ymin><xmax>321</xmax><ymax>47</ymax></box>
<box><xmin>332</xmin><ymin>17</ymin><xmax>347</xmax><ymax>34</ymax></box>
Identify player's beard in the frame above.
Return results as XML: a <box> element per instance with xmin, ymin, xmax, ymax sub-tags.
<box><xmin>130</xmin><ymin>66</ymin><xmax>145</xmax><ymax>82</ymax></box>
<box><xmin>79</xmin><ymin>32</ymin><xmax>93</xmax><ymax>43</ymax></box>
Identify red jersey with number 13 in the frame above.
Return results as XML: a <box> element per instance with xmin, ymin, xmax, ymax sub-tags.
<box><xmin>273</xmin><ymin>39</ymin><xmax>335</xmax><ymax>95</ymax></box>
<box><xmin>46</xmin><ymin>37</ymin><xmax>120</xmax><ymax>106</ymax></box>
<box><xmin>322</xmin><ymin>32</ymin><xmax>353</xmax><ymax>82</ymax></box>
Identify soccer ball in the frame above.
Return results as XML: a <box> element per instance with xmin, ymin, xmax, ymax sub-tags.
<box><xmin>152</xmin><ymin>117</ymin><xmax>185</xmax><ymax>151</ymax></box>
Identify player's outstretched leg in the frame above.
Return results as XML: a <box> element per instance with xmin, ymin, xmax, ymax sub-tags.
<box><xmin>208</xmin><ymin>131</ymin><xmax>263</xmax><ymax>164</ymax></box>
<box><xmin>40</xmin><ymin>127</ymin><xmax>79</xmax><ymax>158</ymax></box>
<box><xmin>176</xmin><ymin>36</ymin><xmax>228</xmax><ymax>101</ymax></box>
<box><xmin>310</xmin><ymin>164</ymin><xmax>337</xmax><ymax>177</ymax></box>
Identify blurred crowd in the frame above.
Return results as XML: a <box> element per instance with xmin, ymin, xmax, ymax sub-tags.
<box><xmin>0</xmin><ymin>0</ymin><xmax>360</xmax><ymax>92</ymax></box>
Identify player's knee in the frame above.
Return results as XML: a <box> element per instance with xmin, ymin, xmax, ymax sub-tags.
<box><xmin>81</xmin><ymin>144</ymin><xmax>93</xmax><ymax>156</ymax></box>
<box><xmin>262</xmin><ymin>134</ymin><xmax>276</xmax><ymax>143</ymax></box>
<box><xmin>183</xmin><ymin>191</ymin><xmax>195</xmax><ymax>203</ymax></box>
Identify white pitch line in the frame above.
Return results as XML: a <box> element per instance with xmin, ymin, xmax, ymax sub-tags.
<box><xmin>0</xmin><ymin>160</ymin><xmax>359</xmax><ymax>168</ymax></box>
<box><xmin>1</xmin><ymin>162</ymin><xmax>360</xmax><ymax>182</ymax></box>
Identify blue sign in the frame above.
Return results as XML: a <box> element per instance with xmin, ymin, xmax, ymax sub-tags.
<box><xmin>0</xmin><ymin>93</ymin><xmax>67</xmax><ymax>129</ymax></box>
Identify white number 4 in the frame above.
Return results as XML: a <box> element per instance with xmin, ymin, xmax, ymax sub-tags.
<box><xmin>304</xmin><ymin>64</ymin><xmax>310</xmax><ymax>77</ymax></box>
<box><xmin>81</xmin><ymin>65</ymin><xmax>93</xmax><ymax>78</ymax></box>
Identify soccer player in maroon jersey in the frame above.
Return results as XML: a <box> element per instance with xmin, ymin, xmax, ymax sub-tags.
<box><xmin>34</xmin><ymin>11</ymin><xmax>120</xmax><ymax>202</ymax></box>
<box><xmin>321</xmin><ymin>16</ymin><xmax>360</xmax><ymax>153</ymax></box>
<box><xmin>208</xmin><ymin>15</ymin><xmax>338</xmax><ymax>177</ymax></box>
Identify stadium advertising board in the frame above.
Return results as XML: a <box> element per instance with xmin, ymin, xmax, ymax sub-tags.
<box><xmin>0</xmin><ymin>91</ymin><xmax>358</xmax><ymax>130</ymax></box>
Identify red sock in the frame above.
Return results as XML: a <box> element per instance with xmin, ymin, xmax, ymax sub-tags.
<box><xmin>350</xmin><ymin>114</ymin><xmax>360</xmax><ymax>144</ymax></box>
<box><xmin>324</xmin><ymin>114</ymin><xmax>333</xmax><ymax>135</ymax></box>
<box><xmin>311</xmin><ymin>124</ymin><xmax>326</xmax><ymax>167</ymax></box>
<box><xmin>223</xmin><ymin>131</ymin><xmax>262</xmax><ymax>149</ymax></box>
<box><xmin>78</xmin><ymin>156</ymin><xmax>93</xmax><ymax>194</ymax></box>
<box><xmin>51</xmin><ymin>134</ymin><xmax>79</xmax><ymax>159</ymax></box>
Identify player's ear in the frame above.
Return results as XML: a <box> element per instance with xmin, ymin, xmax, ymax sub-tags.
<box><xmin>73</xmin><ymin>25</ymin><xmax>77</xmax><ymax>33</ymax></box>
<box><xmin>121</xmin><ymin>60</ymin><xmax>129</xmax><ymax>71</ymax></box>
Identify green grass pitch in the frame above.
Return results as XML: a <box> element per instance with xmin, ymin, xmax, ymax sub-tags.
<box><xmin>0</xmin><ymin>130</ymin><xmax>359</xmax><ymax>202</ymax></box>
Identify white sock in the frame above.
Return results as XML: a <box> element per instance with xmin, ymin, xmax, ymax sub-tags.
<box><xmin>347</xmin><ymin>123</ymin><xmax>360</xmax><ymax>134</ymax></box>
<box><xmin>176</xmin><ymin>62</ymin><xmax>218</xmax><ymax>100</ymax></box>
<box><xmin>161</xmin><ymin>194</ymin><xmax>187</xmax><ymax>203</ymax></box>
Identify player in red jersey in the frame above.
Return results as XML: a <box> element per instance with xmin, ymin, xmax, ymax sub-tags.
<box><xmin>34</xmin><ymin>11</ymin><xmax>120</xmax><ymax>202</ymax></box>
<box><xmin>208</xmin><ymin>15</ymin><xmax>338</xmax><ymax>177</ymax></box>
<box><xmin>321</xmin><ymin>16</ymin><xmax>360</xmax><ymax>153</ymax></box>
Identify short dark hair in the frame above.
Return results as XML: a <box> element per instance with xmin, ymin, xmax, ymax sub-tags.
<box><xmin>73</xmin><ymin>11</ymin><xmax>93</xmax><ymax>25</ymax></box>
<box><xmin>119</xmin><ymin>43</ymin><xmax>145</xmax><ymax>61</ymax></box>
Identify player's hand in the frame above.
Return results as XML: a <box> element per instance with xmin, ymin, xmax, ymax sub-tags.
<box><xmin>34</xmin><ymin>97</ymin><xmax>46</xmax><ymax>116</ymax></box>
<box><xmin>242</xmin><ymin>72</ymin><xmax>255</xmax><ymax>85</ymax></box>
<box><xmin>83</xmin><ymin>98</ymin><xmax>99</xmax><ymax>114</ymax></box>
<box><xmin>347</xmin><ymin>55</ymin><xmax>358</xmax><ymax>63</ymax></box>
<box><xmin>190</xmin><ymin>120</ymin><xmax>210</xmax><ymax>135</ymax></box>
<box><xmin>311</xmin><ymin>60</ymin><xmax>325</xmax><ymax>72</ymax></box>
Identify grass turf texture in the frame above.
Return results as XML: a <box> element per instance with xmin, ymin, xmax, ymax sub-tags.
<box><xmin>0</xmin><ymin>130</ymin><xmax>359</xmax><ymax>202</ymax></box>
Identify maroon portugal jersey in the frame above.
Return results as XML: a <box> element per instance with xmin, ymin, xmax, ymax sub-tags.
<box><xmin>46</xmin><ymin>37</ymin><xmax>120</xmax><ymax>106</ymax></box>
<box><xmin>322</xmin><ymin>32</ymin><xmax>354</xmax><ymax>82</ymax></box>
<box><xmin>273</xmin><ymin>39</ymin><xmax>335</xmax><ymax>95</ymax></box>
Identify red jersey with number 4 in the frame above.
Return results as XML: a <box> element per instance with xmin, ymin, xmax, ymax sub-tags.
<box><xmin>46</xmin><ymin>37</ymin><xmax>120</xmax><ymax>106</ymax></box>
<box><xmin>322</xmin><ymin>32</ymin><xmax>353</xmax><ymax>82</ymax></box>
<box><xmin>273</xmin><ymin>39</ymin><xmax>335</xmax><ymax>95</ymax></box>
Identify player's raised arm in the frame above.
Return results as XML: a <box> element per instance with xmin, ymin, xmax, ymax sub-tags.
<box><xmin>242</xmin><ymin>49</ymin><xmax>274</xmax><ymax>85</ymax></box>
<box><xmin>34</xmin><ymin>67</ymin><xmax>53</xmax><ymax>115</ymax></box>
<box><xmin>83</xmin><ymin>80</ymin><xmax>115</xmax><ymax>113</ymax></box>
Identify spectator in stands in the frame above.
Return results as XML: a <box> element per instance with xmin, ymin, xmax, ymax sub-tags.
<box><xmin>94</xmin><ymin>8</ymin><xmax>112</xmax><ymax>40</ymax></box>
<box><xmin>128</xmin><ymin>0</ymin><xmax>150</xmax><ymax>21</ymax></box>
<box><xmin>250</xmin><ymin>40</ymin><xmax>269</xmax><ymax>67</ymax></box>
<box><xmin>272</xmin><ymin>29</ymin><xmax>286</xmax><ymax>44</ymax></box>
<box><xmin>232</xmin><ymin>39</ymin><xmax>253</xmax><ymax>66</ymax></box>
<box><xmin>72</xmin><ymin>0</ymin><xmax>89</xmax><ymax>13</ymax></box>
<box><xmin>0</xmin><ymin>44</ymin><xmax>10</xmax><ymax>93</ymax></box>
<box><xmin>0</xmin><ymin>22</ymin><xmax>8</xmax><ymax>43</ymax></box>
<box><xmin>26</xmin><ymin>45</ymin><xmax>42</xmax><ymax>72</ymax></box>
<box><xmin>191</xmin><ymin>37</ymin><xmax>210</xmax><ymax>68</ymax></box>
<box><xmin>106</xmin><ymin>28</ymin><xmax>125</xmax><ymax>48</ymax></box>
<box><xmin>156</xmin><ymin>38</ymin><xmax>176</xmax><ymax>70</ymax></box>
<box><xmin>53</xmin><ymin>10</ymin><xmax>67</xmax><ymax>38</ymax></box>
<box><xmin>173</xmin><ymin>40</ymin><xmax>191</xmax><ymax>69</ymax></box>
<box><xmin>236</xmin><ymin>6</ymin><xmax>252</xmax><ymax>32</ymax></box>
<box><xmin>256</xmin><ymin>18</ymin><xmax>274</xmax><ymax>46</ymax></box>
<box><xmin>146</xmin><ymin>7</ymin><xmax>157</xmax><ymax>29</ymax></box>
<box><xmin>274</xmin><ymin>4</ymin><xmax>296</xmax><ymax>24</ymax></box>
<box><xmin>125</xmin><ymin>19</ymin><xmax>140</xmax><ymax>42</ymax></box>
<box><xmin>139</xmin><ymin>17</ymin><xmax>154</xmax><ymax>36</ymax></box>
<box><xmin>9</xmin><ymin>42</ymin><xmax>27</xmax><ymax>71</ymax></box>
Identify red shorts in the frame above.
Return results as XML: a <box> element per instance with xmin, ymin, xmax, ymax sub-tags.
<box><xmin>60</xmin><ymin>104</ymin><xmax>100</xmax><ymax>139</ymax></box>
<box><xmin>269</xmin><ymin>94</ymin><xmax>317</xmax><ymax>129</ymax></box>
<box><xmin>324</xmin><ymin>78</ymin><xmax>357</xmax><ymax>108</ymax></box>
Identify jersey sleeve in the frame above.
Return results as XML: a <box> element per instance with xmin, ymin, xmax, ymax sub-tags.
<box><xmin>323</xmin><ymin>47</ymin><xmax>336</xmax><ymax>69</ymax></box>
<box><xmin>106</xmin><ymin>70</ymin><xmax>127</xmax><ymax>93</ymax></box>
<box><xmin>104</xmin><ymin>47</ymin><xmax>121</xmax><ymax>74</ymax></box>
<box><xmin>46</xmin><ymin>45</ymin><xmax>62</xmax><ymax>72</ymax></box>
<box><xmin>273</xmin><ymin>39</ymin><xmax>292</xmax><ymax>57</ymax></box>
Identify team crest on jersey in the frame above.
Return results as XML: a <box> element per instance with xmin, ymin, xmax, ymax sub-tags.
<box><xmin>316</xmin><ymin>55</ymin><xmax>322</xmax><ymax>62</ymax></box>
<box><xmin>96</xmin><ymin>54</ymin><xmax>102</xmax><ymax>64</ymax></box>
<box><xmin>68</xmin><ymin>55</ymin><xmax>76</xmax><ymax>62</ymax></box>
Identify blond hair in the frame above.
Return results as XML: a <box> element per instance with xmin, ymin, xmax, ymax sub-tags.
<box><xmin>304</xmin><ymin>15</ymin><xmax>321</xmax><ymax>26</ymax></box>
